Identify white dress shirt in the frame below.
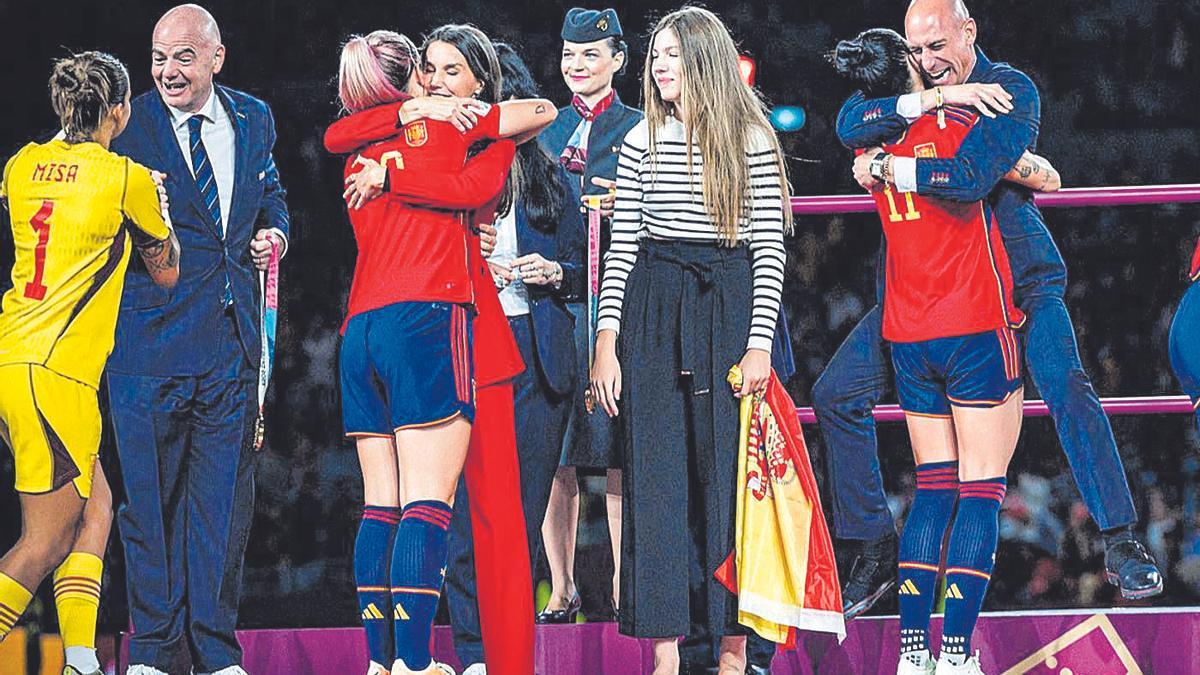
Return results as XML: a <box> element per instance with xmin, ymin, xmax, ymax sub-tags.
<box><xmin>167</xmin><ymin>91</ymin><xmax>235</xmax><ymax>236</ymax></box>
<box><xmin>489</xmin><ymin>207</ymin><xmax>531</xmax><ymax>317</ymax></box>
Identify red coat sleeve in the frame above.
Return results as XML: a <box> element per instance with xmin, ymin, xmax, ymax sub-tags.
<box><xmin>388</xmin><ymin>140</ymin><xmax>516</xmax><ymax>210</ymax></box>
<box><xmin>324</xmin><ymin>101</ymin><xmax>406</xmax><ymax>154</ymax></box>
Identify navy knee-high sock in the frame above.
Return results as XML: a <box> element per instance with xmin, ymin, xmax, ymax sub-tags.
<box><xmin>942</xmin><ymin>478</ymin><xmax>1006</xmax><ymax>662</ymax></box>
<box><xmin>898</xmin><ymin>461</ymin><xmax>959</xmax><ymax>657</ymax></box>
<box><xmin>392</xmin><ymin>500</ymin><xmax>454</xmax><ymax>670</ymax></box>
<box><xmin>357</xmin><ymin>506</ymin><xmax>401</xmax><ymax>667</ymax></box>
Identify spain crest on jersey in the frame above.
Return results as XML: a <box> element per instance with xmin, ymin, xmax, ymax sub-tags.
<box><xmin>404</xmin><ymin>121</ymin><xmax>428</xmax><ymax>147</ymax></box>
<box><xmin>914</xmin><ymin>142</ymin><xmax>938</xmax><ymax>159</ymax></box>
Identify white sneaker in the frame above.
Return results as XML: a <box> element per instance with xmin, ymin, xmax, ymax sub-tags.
<box><xmin>461</xmin><ymin>665</ymin><xmax>487</xmax><ymax>675</ymax></box>
<box><xmin>935</xmin><ymin>652</ymin><xmax>986</xmax><ymax>675</ymax></box>
<box><xmin>127</xmin><ymin>666</ymin><xmax>169</xmax><ymax>675</ymax></box>
<box><xmin>897</xmin><ymin>649</ymin><xmax>935</xmax><ymax>675</ymax></box>
<box><xmin>390</xmin><ymin>661</ymin><xmax>457</xmax><ymax>675</ymax></box>
<box><xmin>367</xmin><ymin>662</ymin><xmax>391</xmax><ymax>675</ymax></box>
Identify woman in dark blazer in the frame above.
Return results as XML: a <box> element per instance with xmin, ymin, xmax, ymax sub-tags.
<box><xmin>536</xmin><ymin>7</ymin><xmax>644</xmax><ymax>623</ymax></box>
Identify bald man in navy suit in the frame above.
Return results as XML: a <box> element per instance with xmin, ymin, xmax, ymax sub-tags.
<box><xmin>107</xmin><ymin>6</ymin><xmax>289</xmax><ymax>674</ymax></box>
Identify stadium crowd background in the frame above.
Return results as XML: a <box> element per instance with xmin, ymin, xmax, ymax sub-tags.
<box><xmin>0</xmin><ymin>0</ymin><xmax>1198</xmax><ymax>634</ymax></box>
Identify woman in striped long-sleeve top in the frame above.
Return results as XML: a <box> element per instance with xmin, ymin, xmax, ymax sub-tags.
<box><xmin>589</xmin><ymin>7</ymin><xmax>791</xmax><ymax>674</ymax></box>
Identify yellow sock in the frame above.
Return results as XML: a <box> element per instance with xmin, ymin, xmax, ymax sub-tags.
<box><xmin>0</xmin><ymin>572</ymin><xmax>33</xmax><ymax>642</ymax></box>
<box><xmin>52</xmin><ymin>552</ymin><xmax>103</xmax><ymax>650</ymax></box>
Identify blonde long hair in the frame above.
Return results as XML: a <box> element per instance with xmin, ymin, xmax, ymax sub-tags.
<box><xmin>642</xmin><ymin>7</ymin><xmax>793</xmax><ymax>243</ymax></box>
<box><xmin>337</xmin><ymin>30</ymin><xmax>419</xmax><ymax>113</ymax></box>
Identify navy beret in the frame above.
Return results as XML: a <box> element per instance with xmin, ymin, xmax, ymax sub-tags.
<box><xmin>561</xmin><ymin>7</ymin><xmax>622</xmax><ymax>43</ymax></box>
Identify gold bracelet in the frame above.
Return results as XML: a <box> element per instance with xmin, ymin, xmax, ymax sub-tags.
<box><xmin>934</xmin><ymin>86</ymin><xmax>947</xmax><ymax>129</ymax></box>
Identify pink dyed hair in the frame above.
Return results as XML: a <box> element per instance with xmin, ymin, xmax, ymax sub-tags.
<box><xmin>337</xmin><ymin>30</ymin><xmax>418</xmax><ymax>113</ymax></box>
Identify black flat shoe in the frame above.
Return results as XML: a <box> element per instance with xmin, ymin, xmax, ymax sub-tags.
<box><xmin>841</xmin><ymin>530</ymin><xmax>899</xmax><ymax>620</ymax></box>
<box><xmin>1104</xmin><ymin>530</ymin><xmax>1164</xmax><ymax>600</ymax></box>
<box><xmin>535</xmin><ymin>592</ymin><xmax>582</xmax><ymax>624</ymax></box>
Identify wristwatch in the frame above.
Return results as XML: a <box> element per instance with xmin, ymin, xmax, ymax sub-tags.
<box><xmin>869</xmin><ymin>151</ymin><xmax>889</xmax><ymax>182</ymax></box>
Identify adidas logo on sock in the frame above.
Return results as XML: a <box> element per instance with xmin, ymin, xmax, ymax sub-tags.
<box><xmin>899</xmin><ymin>579</ymin><xmax>921</xmax><ymax>595</ymax></box>
<box><xmin>946</xmin><ymin>583</ymin><xmax>964</xmax><ymax>600</ymax></box>
<box><xmin>361</xmin><ymin>603</ymin><xmax>386</xmax><ymax>620</ymax></box>
<box><xmin>394</xmin><ymin>603</ymin><xmax>411</xmax><ymax>621</ymax></box>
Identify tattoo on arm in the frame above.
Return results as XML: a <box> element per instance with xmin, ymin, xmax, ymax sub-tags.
<box><xmin>1008</xmin><ymin>154</ymin><xmax>1056</xmax><ymax>191</ymax></box>
<box><xmin>137</xmin><ymin>233</ymin><xmax>179</xmax><ymax>273</ymax></box>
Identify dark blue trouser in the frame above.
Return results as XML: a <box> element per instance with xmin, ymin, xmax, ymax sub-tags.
<box><xmin>1170</xmin><ymin>281</ymin><xmax>1200</xmax><ymax>428</ymax></box>
<box><xmin>445</xmin><ymin>314</ymin><xmax>570</xmax><ymax>667</ymax></box>
<box><xmin>814</xmin><ymin>293</ymin><xmax>1137</xmax><ymax>540</ymax></box>
<box><xmin>108</xmin><ymin>313</ymin><xmax>258</xmax><ymax>673</ymax></box>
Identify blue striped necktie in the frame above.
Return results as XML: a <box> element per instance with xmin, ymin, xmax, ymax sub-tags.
<box><xmin>187</xmin><ymin>115</ymin><xmax>223</xmax><ymax>230</ymax></box>
<box><xmin>188</xmin><ymin>114</ymin><xmax>233</xmax><ymax>307</ymax></box>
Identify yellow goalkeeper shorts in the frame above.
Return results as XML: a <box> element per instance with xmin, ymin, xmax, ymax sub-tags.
<box><xmin>0</xmin><ymin>364</ymin><xmax>99</xmax><ymax>498</ymax></box>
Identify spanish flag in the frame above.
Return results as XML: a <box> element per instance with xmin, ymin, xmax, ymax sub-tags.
<box><xmin>716</xmin><ymin>367</ymin><xmax>846</xmax><ymax>645</ymax></box>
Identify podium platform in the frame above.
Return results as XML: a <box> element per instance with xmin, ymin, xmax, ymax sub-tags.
<box><xmin>114</xmin><ymin>608</ymin><xmax>1196</xmax><ymax>673</ymax></box>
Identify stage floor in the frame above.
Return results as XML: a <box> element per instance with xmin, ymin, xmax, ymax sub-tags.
<box><xmin>113</xmin><ymin>607</ymin><xmax>1194</xmax><ymax>674</ymax></box>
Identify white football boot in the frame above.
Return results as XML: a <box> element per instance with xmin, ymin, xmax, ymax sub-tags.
<box><xmin>897</xmin><ymin>649</ymin><xmax>936</xmax><ymax>675</ymax></box>
<box><xmin>935</xmin><ymin>652</ymin><xmax>986</xmax><ymax>675</ymax></box>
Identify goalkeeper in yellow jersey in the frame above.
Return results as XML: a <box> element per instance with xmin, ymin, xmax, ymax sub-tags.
<box><xmin>0</xmin><ymin>51</ymin><xmax>179</xmax><ymax>675</ymax></box>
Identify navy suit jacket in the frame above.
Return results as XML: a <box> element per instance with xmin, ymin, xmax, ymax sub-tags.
<box><xmin>516</xmin><ymin>198</ymin><xmax>582</xmax><ymax>398</ymax></box>
<box><xmin>539</xmin><ymin>93</ymin><xmax>643</xmax><ymax>299</ymax></box>
<box><xmin>109</xmin><ymin>85</ymin><xmax>289</xmax><ymax>376</ymax></box>
<box><xmin>837</xmin><ymin>47</ymin><xmax>1067</xmax><ymax>304</ymax></box>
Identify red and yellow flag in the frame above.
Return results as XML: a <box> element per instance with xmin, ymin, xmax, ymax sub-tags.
<box><xmin>716</xmin><ymin>367</ymin><xmax>845</xmax><ymax>645</ymax></box>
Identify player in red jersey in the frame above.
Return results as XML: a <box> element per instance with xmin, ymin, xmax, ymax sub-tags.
<box><xmin>329</xmin><ymin>29</ymin><xmax>554</xmax><ymax>675</ymax></box>
<box><xmin>835</xmin><ymin>28</ymin><xmax>1059</xmax><ymax>675</ymax></box>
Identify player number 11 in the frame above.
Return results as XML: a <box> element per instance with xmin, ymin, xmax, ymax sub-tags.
<box><xmin>883</xmin><ymin>187</ymin><xmax>921</xmax><ymax>222</ymax></box>
<box><xmin>24</xmin><ymin>200</ymin><xmax>53</xmax><ymax>301</ymax></box>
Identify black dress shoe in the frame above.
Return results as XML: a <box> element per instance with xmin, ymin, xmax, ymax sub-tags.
<box><xmin>535</xmin><ymin>592</ymin><xmax>581</xmax><ymax>624</ymax></box>
<box><xmin>842</xmin><ymin>530</ymin><xmax>898</xmax><ymax>620</ymax></box>
<box><xmin>1104</xmin><ymin>530</ymin><xmax>1164</xmax><ymax>600</ymax></box>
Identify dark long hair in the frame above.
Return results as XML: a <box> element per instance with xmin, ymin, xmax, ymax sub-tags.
<box><xmin>423</xmin><ymin>25</ymin><xmax>517</xmax><ymax>213</ymax></box>
<box><xmin>493</xmin><ymin>42</ymin><xmax>570</xmax><ymax>232</ymax></box>
<box><xmin>423</xmin><ymin>24</ymin><xmax>501</xmax><ymax>103</ymax></box>
<box><xmin>830</xmin><ymin>28</ymin><xmax>914</xmax><ymax>98</ymax></box>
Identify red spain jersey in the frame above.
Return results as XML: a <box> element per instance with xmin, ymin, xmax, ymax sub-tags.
<box><xmin>873</xmin><ymin>109</ymin><xmax>1026</xmax><ymax>342</ymax></box>
<box><xmin>324</xmin><ymin>100</ymin><xmax>502</xmax><ymax>329</ymax></box>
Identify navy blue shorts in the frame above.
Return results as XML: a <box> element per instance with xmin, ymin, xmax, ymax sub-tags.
<box><xmin>892</xmin><ymin>327</ymin><xmax>1022</xmax><ymax>417</ymax></box>
<box><xmin>339</xmin><ymin>301</ymin><xmax>474</xmax><ymax>437</ymax></box>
